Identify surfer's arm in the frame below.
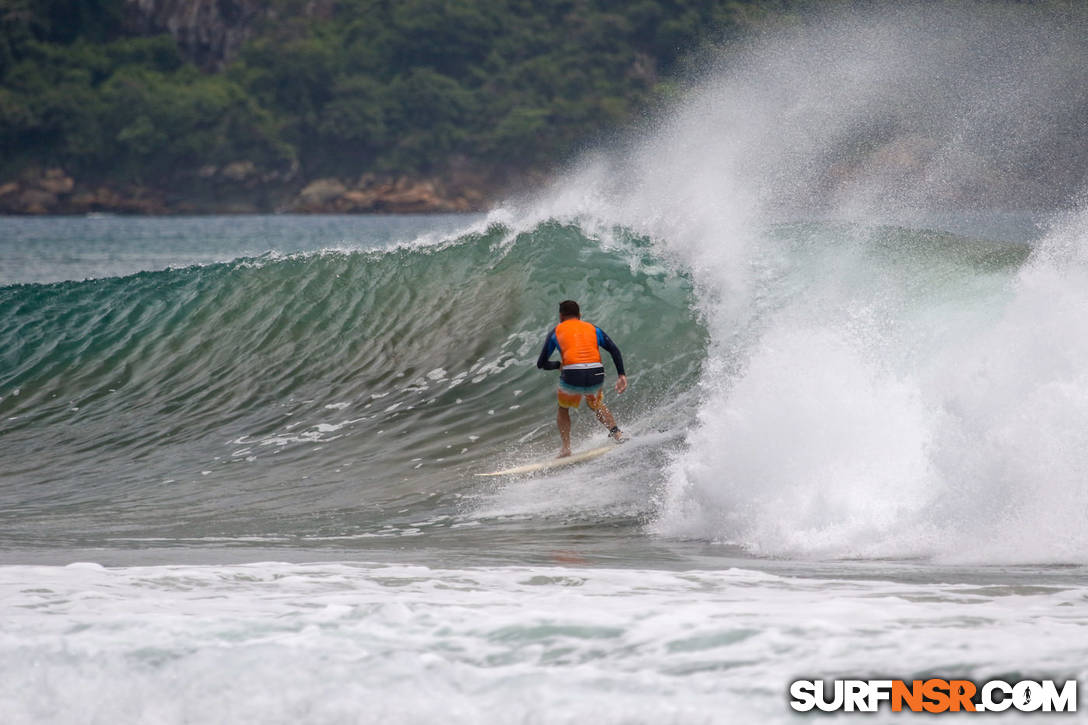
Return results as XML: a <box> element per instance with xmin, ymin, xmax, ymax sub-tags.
<box><xmin>595</xmin><ymin>328</ymin><xmax>625</xmax><ymax>375</ymax></box>
<box><xmin>536</xmin><ymin>331</ymin><xmax>561</xmax><ymax>370</ymax></box>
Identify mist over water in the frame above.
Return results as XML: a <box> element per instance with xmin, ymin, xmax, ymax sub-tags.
<box><xmin>494</xmin><ymin>6</ymin><xmax>1088</xmax><ymax>563</ymax></box>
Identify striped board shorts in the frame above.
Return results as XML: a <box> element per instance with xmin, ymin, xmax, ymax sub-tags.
<box><xmin>557</xmin><ymin>365</ymin><xmax>605</xmax><ymax>410</ymax></box>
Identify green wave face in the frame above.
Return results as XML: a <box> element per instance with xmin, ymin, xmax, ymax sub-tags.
<box><xmin>0</xmin><ymin>222</ymin><xmax>705</xmax><ymax>544</ymax></box>
<box><xmin>0</xmin><ymin>217</ymin><xmax>1038</xmax><ymax>553</ymax></box>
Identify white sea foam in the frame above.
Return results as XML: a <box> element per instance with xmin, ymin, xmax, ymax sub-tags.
<box><xmin>2</xmin><ymin>561</ymin><xmax>1085</xmax><ymax>724</ymax></box>
<box><xmin>495</xmin><ymin>9</ymin><xmax>1088</xmax><ymax>564</ymax></box>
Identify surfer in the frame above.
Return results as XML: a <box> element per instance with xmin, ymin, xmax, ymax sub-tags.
<box><xmin>536</xmin><ymin>300</ymin><xmax>627</xmax><ymax>457</ymax></box>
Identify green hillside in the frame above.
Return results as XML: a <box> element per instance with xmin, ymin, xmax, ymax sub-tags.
<box><xmin>0</xmin><ymin>0</ymin><xmax>784</xmax><ymax>202</ymax></box>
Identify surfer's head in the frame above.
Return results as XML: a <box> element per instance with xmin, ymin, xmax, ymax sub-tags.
<box><xmin>559</xmin><ymin>300</ymin><xmax>580</xmax><ymax>320</ymax></box>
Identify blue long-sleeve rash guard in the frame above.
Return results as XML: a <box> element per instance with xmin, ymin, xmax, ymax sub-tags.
<box><xmin>536</xmin><ymin>326</ymin><xmax>625</xmax><ymax>375</ymax></box>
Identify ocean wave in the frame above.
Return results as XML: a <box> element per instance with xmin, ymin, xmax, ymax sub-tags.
<box><xmin>0</xmin><ymin>222</ymin><xmax>703</xmax><ymax>546</ymax></box>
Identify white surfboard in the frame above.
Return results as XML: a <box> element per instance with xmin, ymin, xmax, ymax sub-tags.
<box><xmin>475</xmin><ymin>444</ymin><xmax>616</xmax><ymax>477</ymax></box>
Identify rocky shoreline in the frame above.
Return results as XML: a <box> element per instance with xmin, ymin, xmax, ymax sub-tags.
<box><xmin>0</xmin><ymin>168</ymin><xmax>502</xmax><ymax>216</ymax></box>
<box><xmin>2</xmin><ymin>131</ymin><xmax>1074</xmax><ymax>216</ymax></box>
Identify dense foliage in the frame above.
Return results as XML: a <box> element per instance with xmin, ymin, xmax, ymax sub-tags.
<box><xmin>0</xmin><ymin>0</ymin><xmax>778</xmax><ymax>185</ymax></box>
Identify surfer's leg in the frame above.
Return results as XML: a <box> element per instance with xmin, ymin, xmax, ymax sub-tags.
<box><xmin>586</xmin><ymin>390</ymin><xmax>622</xmax><ymax>440</ymax></box>
<box><xmin>557</xmin><ymin>406</ymin><xmax>572</xmax><ymax>457</ymax></box>
<box><xmin>593</xmin><ymin>405</ymin><xmax>622</xmax><ymax>440</ymax></box>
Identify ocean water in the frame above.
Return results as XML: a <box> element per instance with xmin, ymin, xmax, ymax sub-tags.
<box><xmin>4</xmin><ymin>210</ymin><xmax>1086</xmax><ymax>723</ymax></box>
<box><xmin>5</xmin><ymin>7</ymin><xmax>1088</xmax><ymax>723</ymax></box>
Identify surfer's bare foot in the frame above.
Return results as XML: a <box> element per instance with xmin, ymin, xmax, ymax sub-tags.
<box><xmin>608</xmin><ymin>426</ymin><xmax>624</xmax><ymax>442</ymax></box>
<box><xmin>557</xmin><ymin>448</ymin><xmax>572</xmax><ymax>458</ymax></box>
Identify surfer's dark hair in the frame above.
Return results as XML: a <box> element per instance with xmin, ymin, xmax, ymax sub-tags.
<box><xmin>559</xmin><ymin>300</ymin><xmax>580</xmax><ymax>318</ymax></box>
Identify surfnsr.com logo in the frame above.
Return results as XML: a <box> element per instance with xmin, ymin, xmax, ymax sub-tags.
<box><xmin>789</xmin><ymin>679</ymin><xmax>1077</xmax><ymax>713</ymax></box>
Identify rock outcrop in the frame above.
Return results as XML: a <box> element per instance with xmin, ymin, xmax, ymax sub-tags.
<box><xmin>124</xmin><ymin>0</ymin><xmax>265</xmax><ymax>70</ymax></box>
<box><xmin>123</xmin><ymin>0</ymin><xmax>338</xmax><ymax>69</ymax></box>
<box><xmin>0</xmin><ymin>170</ymin><xmax>170</xmax><ymax>215</ymax></box>
<box><xmin>289</xmin><ymin>175</ymin><xmax>486</xmax><ymax>214</ymax></box>
<box><xmin>0</xmin><ymin>166</ymin><xmax>498</xmax><ymax>215</ymax></box>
